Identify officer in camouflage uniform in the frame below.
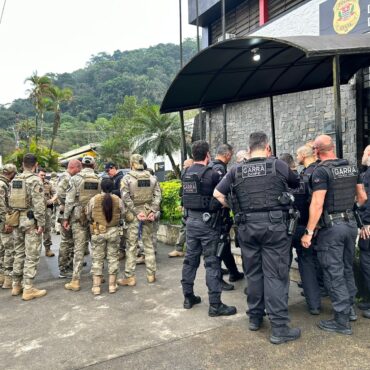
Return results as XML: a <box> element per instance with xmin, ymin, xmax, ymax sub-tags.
<box><xmin>0</xmin><ymin>164</ymin><xmax>17</xmax><ymax>289</ymax></box>
<box><xmin>118</xmin><ymin>154</ymin><xmax>161</xmax><ymax>286</ymax></box>
<box><xmin>63</xmin><ymin>156</ymin><xmax>100</xmax><ymax>291</ymax></box>
<box><xmin>9</xmin><ymin>153</ymin><xmax>46</xmax><ymax>301</ymax></box>
<box><xmin>38</xmin><ymin>168</ymin><xmax>57</xmax><ymax>257</ymax></box>
<box><xmin>86</xmin><ymin>178</ymin><xmax>124</xmax><ymax>295</ymax></box>
<box><xmin>57</xmin><ymin>159</ymin><xmax>82</xmax><ymax>278</ymax></box>
<box><xmin>49</xmin><ymin>172</ymin><xmax>59</xmax><ymax>234</ymax></box>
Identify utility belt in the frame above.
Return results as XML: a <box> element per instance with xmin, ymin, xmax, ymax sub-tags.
<box><xmin>319</xmin><ymin>210</ymin><xmax>355</xmax><ymax>228</ymax></box>
<box><xmin>235</xmin><ymin>210</ymin><xmax>289</xmax><ymax>224</ymax></box>
<box><xmin>186</xmin><ymin>209</ymin><xmax>221</xmax><ymax>229</ymax></box>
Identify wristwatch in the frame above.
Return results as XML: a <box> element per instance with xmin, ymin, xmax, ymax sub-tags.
<box><xmin>304</xmin><ymin>228</ymin><xmax>314</xmax><ymax>236</ymax></box>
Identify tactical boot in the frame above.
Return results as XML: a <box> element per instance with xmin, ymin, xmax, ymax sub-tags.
<box><xmin>208</xmin><ymin>303</ymin><xmax>237</xmax><ymax>317</ymax></box>
<box><xmin>91</xmin><ymin>276</ymin><xmax>101</xmax><ymax>295</ymax></box>
<box><xmin>11</xmin><ymin>282</ymin><xmax>22</xmax><ymax>296</ymax></box>
<box><xmin>64</xmin><ymin>279</ymin><xmax>81</xmax><ymax>291</ymax></box>
<box><xmin>0</xmin><ymin>274</ymin><xmax>4</xmax><ymax>285</ymax></box>
<box><xmin>229</xmin><ymin>271</ymin><xmax>244</xmax><ymax>282</ymax></box>
<box><xmin>45</xmin><ymin>249</ymin><xmax>55</xmax><ymax>257</ymax></box>
<box><xmin>109</xmin><ymin>274</ymin><xmax>118</xmax><ymax>294</ymax></box>
<box><xmin>117</xmin><ymin>276</ymin><xmax>136</xmax><ymax>286</ymax></box>
<box><xmin>249</xmin><ymin>317</ymin><xmax>263</xmax><ymax>331</ymax></box>
<box><xmin>270</xmin><ymin>325</ymin><xmax>301</xmax><ymax>344</ymax></box>
<box><xmin>221</xmin><ymin>279</ymin><xmax>234</xmax><ymax>291</ymax></box>
<box><xmin>2</xmin><ymin>275</ymin><xmax>12</xmax><ymax>289</ymax></box>
<box><xmin>147</xmin><ymin>274</ymin><xmax>156</xmax><ymax>283</ymax></box>
<box><xmin>183</xmin><ymin>294</ymin><xmax>201</xmax><ymax>309</ymax></box>
<box><xmin>349</xmin><ymin>306</ymin><xmax>357</xmax><ymax>321</ymax></box>
<box><xmin>168</xmin><ymin>250</ymin><xmax>185</xmax><ymax>258</ymax></box>
<box><xmin>119</xmin><ymin>251</ymin><xmax>126</xmax><ymax>261</ymax></box>
<box><xmin>136</xmin><ymin>255</ymin><xmax>145</xmax><ymax>265</ymax></box>
<box><xmin>318</xmin><ymin>312</ymin><xmax>352</xmax><ymax>335</ymax></box>
<box><xmin>363</xmin><ymin>309</ymin><xmax>370</xmax><ymax>319</ymax></box>
<box><xmin>22</xmin><ymin>286</ymin><xmax>47</xmax><ymax>301</ymax></box>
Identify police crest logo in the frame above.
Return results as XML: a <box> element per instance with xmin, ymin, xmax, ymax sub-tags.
<box><xmin>331</xmin><ymin>165</ymin><xmax>358</xmax><ymax>179</ymax></box>
<box><xmin>242</xmin><ymin>162</ymin><xmax>266</xmax><ymax>178</ymax></box>
<box><xmin>333</xmin><ymin>0</ymin><xmax>361</xmax><ymax>35</ymax></box>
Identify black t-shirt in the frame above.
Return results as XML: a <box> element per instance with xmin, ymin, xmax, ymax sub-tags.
<box><xmin>310</xmin><ymin>159</ymin><xmax>362</xmax><ymax>193</ymax></box>
<box><xmin>112</xmin><ymin>172</ymin><xmax>124</xmax><ymax>197</ymax></box>
<box><xmin>208</xmin><ymin>159</ymin><xmax>227</xmax><ymax>178</ymax></box>
<box><xmin>216</xmin><ymin>157</ymin><xmax>300</xmax><ymax>195</ymax></box>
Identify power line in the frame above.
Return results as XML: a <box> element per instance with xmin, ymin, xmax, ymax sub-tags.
<box><xmin>0</xmin><ymin>0</ymin><xmax>7</xmax><ymax>25</ymax></box>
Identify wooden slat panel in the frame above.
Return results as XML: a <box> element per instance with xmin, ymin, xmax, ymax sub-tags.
<box><xmin>269</xmin><ymin>0</ymin><xmax>306</xmax><ymax>20</ymax></box>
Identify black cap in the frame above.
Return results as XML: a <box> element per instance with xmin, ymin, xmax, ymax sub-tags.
<box><xmin>104</xmin><ymin>162</ymin><xmax>117</xmax><ymax>171</ymax></box>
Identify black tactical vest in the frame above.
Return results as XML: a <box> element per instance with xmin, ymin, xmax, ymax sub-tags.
<box><xmin>182</xmin><ymin>165</ymin><xmax>213</xmax><ymax>211</ymax></box>
<box><xmin>319</xmin><ymin>159</ymin><xmax>358</xmax><ymax>214</ymax></box>
<box><xmin>232</xmin><ymin>157</ymin><xmax>288</xmax><ymax>212</ymax></box>
<box><xmin>292</xmin><ymin>163</ymin><xmax>316</xmax><ymax>225</ymax></box>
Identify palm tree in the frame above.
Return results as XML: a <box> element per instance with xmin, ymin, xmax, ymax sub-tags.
<box><xmin>25</xmin><ymin>72</ymin><xmax>52</xmax><ymax>144</ymax></box>
<box><xmin>46</xmin><ymin>85</ymin><xmax>73</xmax><ymax>153</ymax></box>
<box><xmin>132</xmin><ymin>105</ymin><xmax>181</xmax><ymax>178</ymax></box>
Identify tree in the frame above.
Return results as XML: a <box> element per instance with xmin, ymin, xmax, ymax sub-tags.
<box><xmin>132</xmin><ymin>105</ymin><xmax>181</xmax><ymax>178</ymax></box>
<box><xmin>45</xmin><ymin>85</ymin><xmax>73</xmax><ymax>153</ymax></box>
<box><xmin>25</xmin><ymin>72</ymin><xmax>52</xmax><ymax>143</ymax></box>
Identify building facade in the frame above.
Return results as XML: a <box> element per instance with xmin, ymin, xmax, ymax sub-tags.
<box><xmin>188</xmin><ymin>0</ymin><xmax>370</xmax><ymax>163</ymax></box>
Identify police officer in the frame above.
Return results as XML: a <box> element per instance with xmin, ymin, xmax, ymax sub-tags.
<box><xmin>63</xmin><ymin>156</ymin><xmax>101</xmax><ymax>291</ymax></box>
<box><xmin>57</xmin><ymin>159</ymin><xmax>82</xmax><ymax>278</ymax></box>
<box><xmin>214</xmin><ymin>132</ymin><xmax>300</xmax><ymax>344</ymax></box>
<box><xmin>86</xmin><ymin>178</ymin><xmax>124</xmax><ymax>295</ymax></box>
<box><xmin>357</xmin><ymin>145</ymin><xmax>370</xmax><ymax>319</ymax></box>
<box><xmin>9</xmin><ymin>154</ymin><xmax>46</xmax><ymax>300</ymax></box>
<box><xmin>38</xmin><ymin>168</ymin><xmax>57</xmax><ymax>257</ymax></box>
<box><xmin>118</xmin><ymin>154</ymin><xmax>161</xmax><ymax>286</ymax></box>
<box><xmin>208</xmin><ymin>144</ymin><xmax>244</xmax><ymax>290</ymax></box>
<box><xmin>0</xmin><ymin>164</ymin><xmax>17</xmax><ymax>289</ymax></box>
<box><xmin>301</xmin><ymin>135</ymin><xmax>367</xmax><ymax>335</ymax></box>
<box><xmin>181</xmin><ymin>140</ymin><xmax>236</xmax><ymax>317</ymax></box>
<box><xmin>292</xmin><ymin>144</ymin><xmax>322</xmax><ymax>315</ymax></box>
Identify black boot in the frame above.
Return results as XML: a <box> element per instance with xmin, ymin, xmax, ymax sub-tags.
<box><xmin>362</xmin><ymin>309</ymin><xmax>370</xmax><ymax>319</ymax></box>
<box><xmin>270</xmin><ymin>325</ymin><xmax>301</xmax><ymax>344</ymax></box>
<box><xmin>358</xmin><ymin>302</ymin><xmax>370</xmax><ymax>310</ymax></box>
<box><xmin>229</xmin><ymin>271</ymin><xmax>244</xmax><ymax>282</ymax></box>
<box><xmin>221</xmin><ymin>279</ymin><xmax>234</xmax><ymax>291</ymax></box>
<box><xmin>221</xmin><ymin>268</ymin><xmax>229</xmax><ymax>276</ymax></box>
<box><xmin>249</xmin><ymin>317</ymin><xmax>263</xmax><ymax>331</ymax></box>
<box><xmin>183</xmin><ymin>294</ymin><xmax>201</xmax><ymax>309</ymax></box>
<box><xmin>349</xmin><ymin>306</ymin><xmax>357</xmax><ymax>321</ymax></box>
<box><xmin>318</xmin><ymin>312</ymin><xmax>352</xmax><ymax>335</ymax></box>
<box><xmin>208</xmin><ymin>303</ymin><xmax>237</xmax><ymax>317</ymax></box>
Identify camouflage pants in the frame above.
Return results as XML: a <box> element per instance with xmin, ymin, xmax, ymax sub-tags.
<box><xmin>71</xmin><ymin>221</ymin><xmax>89</xmax><ymax>280</ymax></box>
<box><xmin>42</xmin><ymin>208</ymin><xmax>52</xmax><ymax>249</ymax></box>
<box><xmin>91</xmin><ymin>227</ymin><xmax>120</xmax><ymax>275</ymax></box>
<box><xmin>58</xmin><ymin>226</ymin><xmax>74</xmax><ymax>272</ymax></box>
<box><xmin>0</xmin><ymin>230</ymin><xmax>15</xmax><ymax>276</ymax></box>
<box><xmin>13</xmin><ymin>218</ymin><xmax>42</xmax><ymax>285</ymax></box>
<box><xmin>125</xmin><ymin>219</ymin><xmax>156</xmax><ymax>277</ymax></box>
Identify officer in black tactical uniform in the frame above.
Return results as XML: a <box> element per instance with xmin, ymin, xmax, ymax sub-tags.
<box><xmin>208</xmin><ymin>144</ymin><xmax>244</xmax><ymax>291</ymax></box>
<box><xmin>181</xmin><ymin>140</ymin><xmax>237</xmax><ymax>317</ymax></box>
<box><xmin>292</xmin><ymin>144</ymin><xmax>322</xmax><ymax>315</ymax></box>
<box><xmin>214</xmin><ymin>132</ymin><xmax>301</xmax><ymax>344</ymax></box>
<box><xmin>301</xmin><ymin>135</ymin><xmax>367</xmax><ymax>335</ymax></box>
<box><xmin>357</xmin><ymin>145</ymin><xmax>370</xmax><ymax>318</ymax></box>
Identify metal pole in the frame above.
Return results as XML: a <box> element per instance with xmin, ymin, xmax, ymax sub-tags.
<box><xmin>221</xmin><ymin>0</ymin><xmax>227</xmax><ymax>144</ymax></box>
<box><xmin>195</xmin><ymin>0</ymin><xmax>204</xmax><ymax>139</ymax></box>
<box><xmin>270</xmin><ymin>96</ymin><xmax>277</xmax><ymax>156</ymax></box>
<box><xmin>196</xmin><ymin>0</ymin><xmax>200</xmax><ymax>51</ymax></box>
<box><xmin>179</xmin><ymin>0</ymin><xmax>186</xmax><ymax>163</ymax></box>
<box><xmin>333</xmin><ymin>55</ymin><xmax>343</xmax><ymax>158</ymax></box>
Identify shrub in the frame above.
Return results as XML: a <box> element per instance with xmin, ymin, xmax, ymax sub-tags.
<box><xmin>160</xmin><ymin>180</ymin><xmax>182</xmax><ymax>223</ymax></box>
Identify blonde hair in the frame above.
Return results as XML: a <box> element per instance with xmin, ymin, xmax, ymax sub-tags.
<box><xmin>297</xmin><ymin>144</ymin><xmax>314</xmax><ymax>158</ymax></box>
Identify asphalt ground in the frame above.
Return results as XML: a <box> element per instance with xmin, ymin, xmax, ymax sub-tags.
<box><xmin>1</xmin><ymin>234</ymin><xmax>370</xmax><ymax>370</ymax></box>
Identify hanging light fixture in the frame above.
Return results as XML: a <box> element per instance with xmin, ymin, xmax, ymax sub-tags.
<box><xmin>251</xmin><ymin>48</ymin><xmax>261</xmax><ymax>62</ymax></box>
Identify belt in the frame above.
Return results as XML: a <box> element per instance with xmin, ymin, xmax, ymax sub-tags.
<box><xmin>238</xmin><ymin>211</ymin><xmax>288</xmax><ymax>223</ymax></box>
<box><xmin>328</xmin><ymin>211</ymin><xmax>354</xmax><ymax>221</ymax></box>
<box><xmin>187</xmin><ymin>210</ymin><xmax>212</xmax><ymax>220</ymax></box>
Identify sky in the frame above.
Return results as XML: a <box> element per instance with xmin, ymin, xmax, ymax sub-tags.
<box><xmin>0</xmin><ymin>0</ymin><xmax>196</xmax><ymax>105</ymax></box>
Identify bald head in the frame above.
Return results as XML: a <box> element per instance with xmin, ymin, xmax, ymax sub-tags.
<box><xmin>314</xmin><ymin>135</ymin><xmax>335</xmax><ymax>159</ymax></box>
<box><xmin>362</xmin><ymin>145</ymin><xmax>370</xmax><ymax>166</ymax></box>
<box><xmin>67</xmin><ymin>159</ymin><xmax>82</xmax><ymax>176</ymax></box>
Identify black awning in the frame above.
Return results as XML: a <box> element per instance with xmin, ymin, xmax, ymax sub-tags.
<box><xmin>160</xmin><ymin>35</ymin><xmax>370</xmax><ymax>113</ymax></box>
